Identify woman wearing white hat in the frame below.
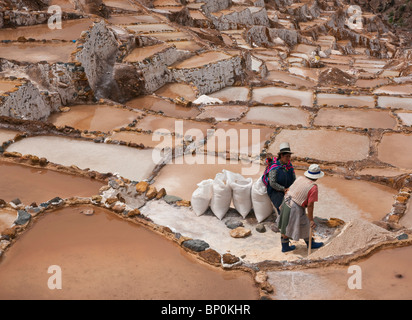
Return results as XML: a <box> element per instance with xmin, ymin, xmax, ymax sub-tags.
<box><xmin>277</xmin><ymin>164</ymin><xmax>325</xmax><ymax>253</ymax></box>
<box><xmin>262</xmin><ymin>142</ymin><xmax>296</xmax><ymax>214</ymax></box>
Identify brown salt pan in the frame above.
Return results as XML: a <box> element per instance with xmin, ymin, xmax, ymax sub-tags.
<box><xmin>153</xmin><ymin>155</ymin><xmax>264</xmax><ymax>200</ymax></box>
<box><xmin>314</xmin><ymin>108</ymin><xmax>396</xmax><ymax>129</ymax></box>
<box><xmin>269</xmin><ymin>129</ymin><xmax>370</xmax><ymax>162</ymax></box>
<box><xmin>0</xmin><ymin>161</ymin><xmax>105</xmax><ymax>204</ymax></box>
<box><xmin>0</xmin><ymin>42</ymin><xmax>76</xmax><ymax>64</ymax></box>
<box><xmin>269</xmin><ymin>246</ymin><xmax>412</xmax><ymax>300</ymax></box>
<box><xmin>123</xmin><ymin>43</ymin><xmax>171</xmax><ymax>63</ymax></box>
<box><xmin>0</xmin><ymin>206</ymin><xmax>259</xmax><ymax>300</ymax></box>
<box><xmin>155</xmin><ymin>83</ymin><xmax>198</xmax><ymax>101</ymax></box>
<box><xmin>127</xmin><ymin>95</ymin><xmax>200</xmax><ymax>118</ymax></box>
<box><xmin>378</xmin><ymin>133</ymin><xmax>412</xmax><ymax>169</ymax></box>
<box><xmin>48</xmin><ymin>105</ymin><xmax>141</xmax><ymax>132</ymax></box>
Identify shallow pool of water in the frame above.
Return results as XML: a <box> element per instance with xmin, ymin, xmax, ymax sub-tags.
<box><xmin>48</xmin><ymin>105</ymin><xmax>141</xmax><ymax>132</ymax></box>
<box><xmin>0</xmin><ymin>19</ymin><xmax>94</xmax><ymax>41</ymax></box>
<box><xmin>0</xmin><ymin>42</ymin><xmax>76</xmax><ymax>64</ymax></box>
<box><xmin>0</xmin><ymin>128</ymin><xmax>19</xmax><ymax>144</ymax></box>
<box><xmin>197</xmin><ymin>105</ymin><xmax>248</xmax><ymax>121</ymax></box>
<box><xmin>0</xmin><ymin>160</ymin><xmax>104</xmax><ymax>204</ymax></box>
<box><xmin>316</xmin><ymin>93</ymin><xmax>375</xmax><ymax>108</ymax></box>
<box><xmin>0</xmin><ymin>205</ymin><xmax>259</xmax><ymax>300</ymax></box>
<box><xmin>155</xmin><ymin>82</ymin><xmax>198</xmax><ymax>101</ymax></box>
<box><xmin>6</xmin><ymin>136</ymin><xmax>160</xmax><ymax>182</ymax></box>
<box><xmin>123</xmin><ymin>43</ymin><xmax>171</xmax><ymax>63</ymax></box>
<box><xmin>377</xmin><ymin>96</ymin><xmax>412</xmax><ymax>111</ymax></box>
<box><xmin>153</xmin><ymin>155</ymin><xmax>264</xmax><ymax>201</ymax></box>
<box><xmin>242</xmin><ymin>106</ymin><xmax>309</xmax><ymax>126</ymax></box>
<box><xmin>208</xmin><ymin>86</ymin><xmax>250</xmax><ymax>102</ymax></box>
<box><xmin>269</xmin><ymin>129</ymin><xmax>370</xmax><ymax>162</ymax></box>
<box><xmin>252</xmin><ymin>87</ymin><xmax>313</xmax><ymax>107</ymax></box>
<box><xmin>127</xmin><ymin>95</ymin><xmax>200</xmax><ymax>118</ymax></box>
<box><xmin>314</xmin><ymin>108</ymin><xmax>396</xmax><ymax>129</ymax></box>
<box><xmin>268</xmin><ymin>245</ymin><xmax>412</xmax><ymax>299</ymax></box>
<box><xmin>378</xmin><ymin>133</ymin><xmax>412</xmax><ymax>169</ymax></box>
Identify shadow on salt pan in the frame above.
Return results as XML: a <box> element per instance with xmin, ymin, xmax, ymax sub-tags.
<box><xmin>6</xmin><ymin>136</ymin><xmax>160</xmax><ymax>181</ymax></box>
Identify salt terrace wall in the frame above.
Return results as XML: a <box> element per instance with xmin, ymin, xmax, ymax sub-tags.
<box><xmin>209</xmin><ymin>6</ymin><xmax>270</xmax><ymax>30</ymax></box>
<box><xmin>170</xmin><ymin>54</ymin><xmax>245</xmax><ymax>95</ymax></box>
<box><xmin>127</xmin><ymin>45</ymin><xmax>192</xmax><ymax>94</ymax></box>
<box><xmin>0</xmin><ymin>79</ymin><xmax>56</xmax><ymax>120</ymax></box>
<box><xmin>26</xmin><ymin>61</ymin><xmax>93</xmax><ymax>105</ymax></box>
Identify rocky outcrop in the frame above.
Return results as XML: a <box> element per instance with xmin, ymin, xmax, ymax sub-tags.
<box><xmin>0</xmin><ymin>79</ymin><xmax>57</xmax><ymax>120</ymax></box>
<box><xmin>75</xmin><ymin>20</ymin><xmax>119</xmax><ymax>99</ymax></box>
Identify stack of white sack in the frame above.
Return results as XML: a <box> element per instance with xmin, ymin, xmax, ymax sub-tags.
<box><xmin>251</xmin><ymin>176</ymin><xmax>274</xmax><ymax>222</ymax></box>
<box><xmin>191</xmin><ymin>171</ymin><xmax>274</xmax><ymax>222</ymax></box>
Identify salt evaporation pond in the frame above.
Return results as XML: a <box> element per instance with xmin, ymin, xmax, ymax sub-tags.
<box><xmin>316</xmin><ymin>93</ymin><xmax>375</xmax><ymax>108</ymax></box>
<box><xmin>155</xmin><ymin>83</ymin><xmax>198</xmax><ymax>101</ymax></box>
<box><xmin>153</xmin><ymin>155</ymin><xmax>264</xmax><ymax>201</ymax></box>
<box><xmin>267</xmin><ymin>246</ymin><xmax>412</xmax><ymax>300</ymax></box>
<box><xmin>0</xmin><ymin>160</ymin><xmax>104</xmax><ymax>204</ymax></box>
<box><xmin>208</xmin><ymin>86</ymin><xmax>250</xmax><ymax>102</ymax></box>
<box><xmin>0</xmin><ymin>128</ymin><xmax>19</xmax><ymax>144</ymax></box>
<box><xmin>123</xmin><ymin>43</ymin><xmax>171</xmax><ymax>63</ymax></box>
<box><xmin>0</xmin><ymin>206</ymin><xmax>259</xmax><ymax>300</ymax></box>
<box><xmin>315</xmin><ymin>175</ymin><xmax>396</xmax><ymax>222</ymax></box>
<box><xmin>241</xmin><ymin>106</ymin><xmax>309</xmax><ymax>126</ymax></box>
<box><xmin>314</xmin><ymin>108</ymin><xmax>396</xmax><ymax>129</ymax></box>
<box><xmin>397</xmin><ymin>113</ymin><xmax>412</xmax><ymax>126</ymax></box>
<box><xmin>268</xmin><ymin>129</ymin><xmax>370</xmax><ymax>162</ymax></box>
<box><xmin>378</xmin><ymin>133</ymin><xmax>412</xmax><ymax>169</ymax></box>
<box><xmin>377</xmin><ymin>96</ymin><xmax>412</xmax><ymax>111</ymax></box>
<box><xmin>126</xmin><ymin>95</ymin><xmax>200</xmax><ymax>118</ymax></box>
<box><xmin>373</xmin><ymin>84</ymin><xmax>412</xmax><ymax>95</ymax></box>
<box><xmin>0</xmin><ymin>42</ymin><xmax>76</xmax><ymax>64</ymax></box>
<box><xmin>6</xmin><ymin>136</ymin><xmax>160</xmax><ymax>181</ymax></box>
<box><xmin>207</xmin><ymin>122</ymin><xmax>275</xmax><ymax>157</ymax></box>
<box><xmin>48</xmin><ymin>105</ymin><xmax>141</xmax><ymax>132</ymax></box>
<box><xmin>252</xmin><ymin>87</ymin><xmax>313</xmax><ymax>107</ymax></box>
<box><xmin>0</xmin><ymin>19</ymin><xmax>94</xmax><ymax>41</ymax></box>
<box><xmin>196</xmin><ymin>105</ymin><xmax>248</xmax><ymax>122</ymax></box>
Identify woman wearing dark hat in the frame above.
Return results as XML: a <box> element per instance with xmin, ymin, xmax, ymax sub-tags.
<box><xmin>277</xmin><ymin>164</ymin><xmax>325</xmax><ymax>253</ymax></box>
<box><xmin>262</xmin><ymin>142</ymin><xmax>296</xmax><ymax>214</ymax></box>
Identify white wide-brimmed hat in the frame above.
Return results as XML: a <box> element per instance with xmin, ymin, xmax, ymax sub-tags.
<box><xmin>279</xmin><ymin>142</ymin><xmax>293</xmax><ymax>154</ymax></box>
<box><xmin>304</xmin><ymin>164</ymin><xmax>324</xmax><ymax>179</ymax></box>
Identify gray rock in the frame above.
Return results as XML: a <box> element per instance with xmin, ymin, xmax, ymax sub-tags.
<box><xmin>397</xmin><ymin>233</ymin><xmax>409</xmax><ymax>240</ymax></box>
<box><xmin>164</xmin><ymin>195</ymin><xmax>182</xmax><ymax>204</ymax></box>
<box><xmin>14</xmin><ymin>210</ymin><xmax>31</xmax><ymax>225</ymax></box>
<box><xmin>225</xmin><ymin>219</ymin><xmax>243</xmax><ymax>229</ymax></box>
<box><xmin>256</xmin><ymin>223</ymin><xmax>266</xmax><ymax>233</ymax></box>
<box><xmin>182</xmin><ymin>239</ymin><xmax>209</xmax><ymax>252</ymax></box>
